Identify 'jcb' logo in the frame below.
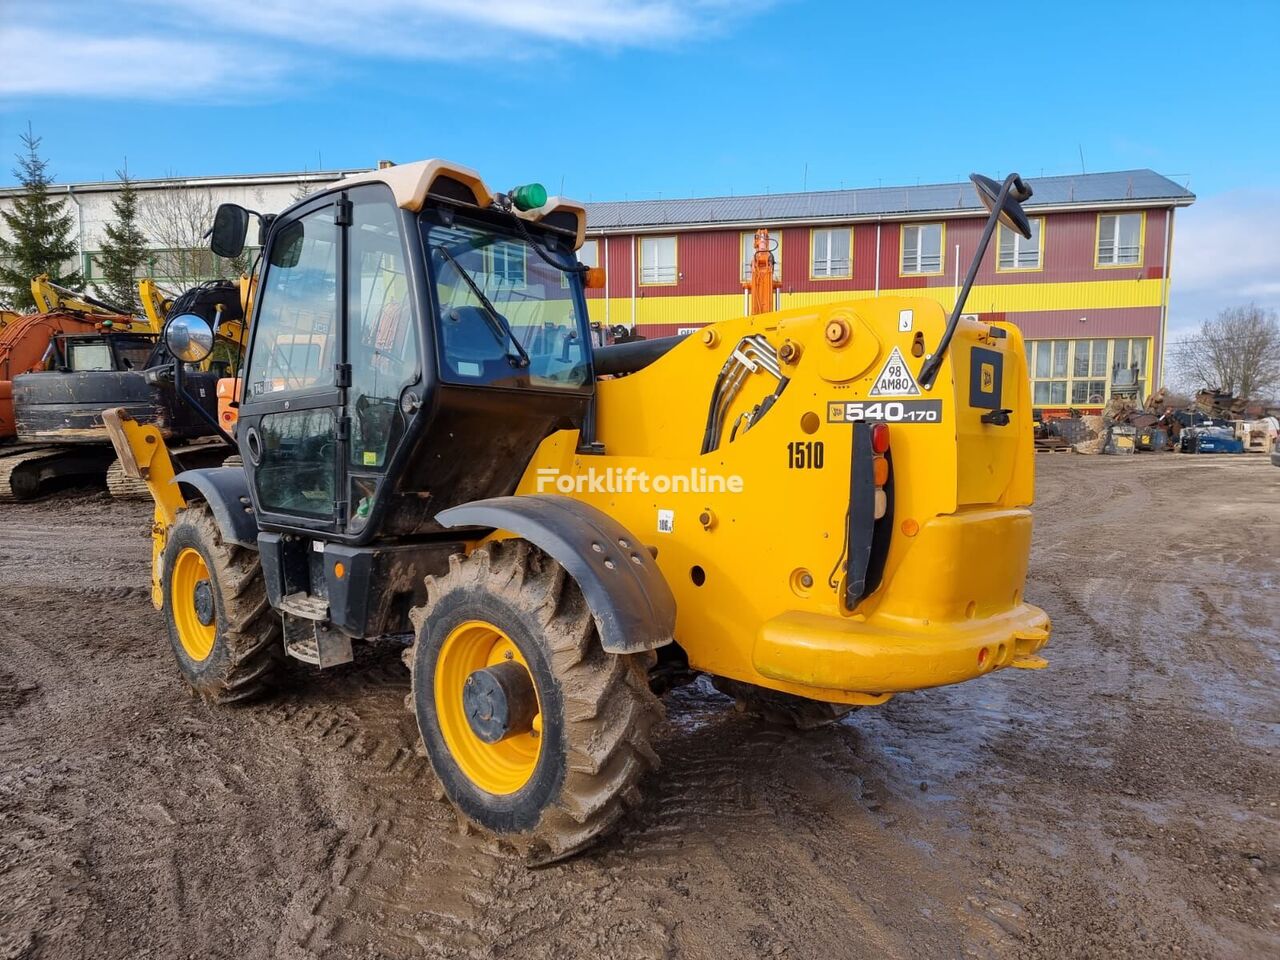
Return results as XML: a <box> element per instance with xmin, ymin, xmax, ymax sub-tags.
<box><xmin>827</xmin><ymin>401</ymin><xmax>846</xmax><ymax>422</ymax></box>
<box><xmin>980</xmin><ymin>363</ymin><xmax>995</xmax><ymax>393</ymax></box>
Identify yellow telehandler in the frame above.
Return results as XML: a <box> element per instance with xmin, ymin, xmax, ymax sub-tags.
<box><xmin>106</xmin><ymin>159</ymin><xmax>1050</xmax><ymax>861</ymax></box>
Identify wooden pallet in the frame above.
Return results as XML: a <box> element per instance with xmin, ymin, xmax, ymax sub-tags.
<box><xmin>1034</xmin><ymin>439</ymin><xmax>1074</xmax><ymax>454</ymax></box>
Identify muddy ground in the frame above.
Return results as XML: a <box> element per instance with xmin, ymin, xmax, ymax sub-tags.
<box><xmin>1</xmin><ymin>454</ymin><xmax>1277</xmax><ymax>960</ymax></box>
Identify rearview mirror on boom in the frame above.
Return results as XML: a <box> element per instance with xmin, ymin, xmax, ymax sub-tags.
<box><xmin>917</xmin><ymin>172</ymin><xmax>1034</xmax><ymax>389</ymax></box>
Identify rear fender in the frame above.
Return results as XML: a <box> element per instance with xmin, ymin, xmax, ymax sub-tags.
<box><xmin>435</xmin><ymin>494</ymin><xmax>675</xmax><ymax>654</ymax></box>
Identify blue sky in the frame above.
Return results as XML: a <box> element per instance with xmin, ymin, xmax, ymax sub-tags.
<box><xmin>2</xmin><ymin>0</ymin><xmax>1278</xmax><ymax>337</ymax></box>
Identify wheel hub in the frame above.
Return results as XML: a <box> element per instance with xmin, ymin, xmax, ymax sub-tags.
<box><xmin>193</xmin><ymin>579</ymin><xmax>215</xmax><ymax>626</ymax></box>
<box><xmin>462</xmin><ymin>661</ymin><xmax>538</xmax><ymax>744</ymax></box>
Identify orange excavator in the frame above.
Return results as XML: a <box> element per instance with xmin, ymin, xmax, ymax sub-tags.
<box><xmin>0</xmin><ymin>277</ymin><xmax>139</xmax><ymax>441</ymax></box>
<box><xmin>0</xmin><ymin>275</ymin><xmax>244</xmax><ymax>500</ymax></box>
<box><xmin>742</xmin><ymin>228</ymin><xmax>781</xmax><ymax>316</ymax></box>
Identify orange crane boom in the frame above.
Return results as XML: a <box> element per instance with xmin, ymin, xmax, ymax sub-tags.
<box><xmin>742</xmin><ymin>228</ymin><xmax>781</xmax><ymax>315</ymax></box>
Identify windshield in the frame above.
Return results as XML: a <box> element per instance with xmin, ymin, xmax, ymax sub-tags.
<box><xmin>422</xmin><ymin>214</ymin><xmax>592</xmax><ymax>391</ymax></box>
<box><xmin>67</xmin><ymin>341</ymin><xmax>113</xmax><ymax>371</ymax></box>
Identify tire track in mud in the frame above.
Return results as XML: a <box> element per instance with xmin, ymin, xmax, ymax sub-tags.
<box><xmin>3</xmin><ymin>459</ymin><xmax>1278</xmax><ymax>960</ymax></box>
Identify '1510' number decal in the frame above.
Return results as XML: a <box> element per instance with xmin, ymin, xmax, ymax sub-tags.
<box><xmin>787</xmin><ymin>440</ymin><xmax>825</xmax><ymax>469</ymax></box>
<box><xmin>827</xmin><ymin>400</ymin><xmax>943</xmax><ymax>423</ymax></box>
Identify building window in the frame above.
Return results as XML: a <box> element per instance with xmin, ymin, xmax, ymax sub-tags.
<box><xmin>639</xmin><ymin>235</ymin><xmax>677</xmax><ymax>285</ymax></box>
<box><xmin>807</xmin><ymin>227</ymin><xmax>850</xmax><ymax>279</ymax></box>
<box><xmin>901</xmin><ymin>223</ymin><xmax>943</xmax><ymax>275</ymax></box>
<box><xmin>490</xmin><ymin>241</ymin><xmax>525</xmax><ymax>287</ymax></box>
<box><xmin>997</xmin><ymin>217</ymin><xmax>1043</xmax><ymax>271</ymax></box>
<box><xmin>1027</xmin><ymin>337</ymin><xmax>1150</xmax><ymax>406</ymax></box>
<box><xmin>1096</xmin><ymin>213</ymin><xmax>1143</xmax><ymax>266</ymax></box>
<box><xmin>741</xmin><ymin>231</ymin><xmax>782</xmax><ymax>282</ymax></box>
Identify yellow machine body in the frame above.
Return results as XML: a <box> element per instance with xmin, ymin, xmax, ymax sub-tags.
<box><xmin>514</xmin><ymin>297</ymin><xmax>1049</xmax><ymax>705</ymax></box>
<box><xmin>102</xmin><ymin>408</ymin><xmax>187</xmax><ymax>608</ymax></box>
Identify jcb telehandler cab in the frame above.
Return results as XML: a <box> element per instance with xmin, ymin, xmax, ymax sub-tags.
<box><xmin>107</xmin><ymin>160</ymin><xmax>1050</xmax><ymax>861</ymax></box>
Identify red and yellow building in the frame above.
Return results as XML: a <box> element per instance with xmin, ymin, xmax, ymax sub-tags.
<box><xmin>582</xmin><ymin>169</ymin><xmax>1194</xmax><ymax>411</ymax></box>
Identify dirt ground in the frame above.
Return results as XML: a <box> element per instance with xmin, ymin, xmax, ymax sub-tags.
<box><xmin>1</xmin><ymin>453</ymin><xmax>1277</xmax><ymax>960</ymax></box>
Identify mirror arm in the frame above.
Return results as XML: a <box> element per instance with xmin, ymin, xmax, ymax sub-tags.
<box><xmin>172</xmin><ymin>358</ymin><xmax>237</xmax><ymax>449</ymax></box>
<box><xmin>917</xmin><ymin>174</ymin><xmax>1017</xmax><ymax>390</ymax></box>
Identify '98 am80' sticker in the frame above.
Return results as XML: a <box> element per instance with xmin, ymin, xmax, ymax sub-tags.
<box><xmin>827</xmin><ymin>400</ymin><xmax>943</xmax><ymax>423</ymax></box>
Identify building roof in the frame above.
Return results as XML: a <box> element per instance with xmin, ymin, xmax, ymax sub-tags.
<box><xmin>0</xmin><ymin>168</ymin><xmax>365</xmax><ymax>198</ymax></box>
<box><xmin>582</xmin><ymin>169</ymin><xmax>1195</xmax><ymax>233</ymax></box>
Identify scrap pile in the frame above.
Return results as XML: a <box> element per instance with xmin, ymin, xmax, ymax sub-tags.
<box><xmin>1192</xmin><ymin>389</ymin><xmax>1248</xmax><ymax>420</ymax></box>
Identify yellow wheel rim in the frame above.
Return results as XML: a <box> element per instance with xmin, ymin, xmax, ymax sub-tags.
<box><xmin>435</xmin><ymin>619</ymin><xmax>542</xmax><ymax>795</ymax></box>
<box><xmin>172</xmin><ymin>547</ymin><xmax>217</xmax><ymax>662</ymax></box>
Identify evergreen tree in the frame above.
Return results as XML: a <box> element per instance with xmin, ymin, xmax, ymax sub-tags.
<box><xmin>0</xmin><ymin>126</ymin><xmax>82</xmax><ymax>310</ymax></box>
<box><xmin>97</xmin><ymin>166</ymin><xmax>148</xmax><ymax>314</ymax></box>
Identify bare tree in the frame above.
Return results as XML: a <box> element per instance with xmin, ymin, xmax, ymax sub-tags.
<box><xmin>1171</xmin><ymin>304</ymin><xmax>1280</xmax><ymax>401</ymax></box>
<box><xmin>137</xmin><ymin>182</ymin><xmax>247</xmax><ymax>289</ymax></box>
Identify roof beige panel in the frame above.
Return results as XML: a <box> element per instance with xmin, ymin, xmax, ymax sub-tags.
<box><xmin>334</xmin><ymin>159</ymin><xmax>492</xmax><ymax>211</ymax></box>
<box><xmin>333</xmin><ymin>160</ymin><xmax>586</xmax><ymax>250</ymax></box>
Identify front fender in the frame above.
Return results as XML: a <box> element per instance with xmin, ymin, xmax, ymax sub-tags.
<box><xmin>435</xmin><ymin>495</ymin><xmax>675</xmax><ymax>654</ymax></box>
<box><xmin>174</xmin><ymin>467</ymin><xmax>257</xmax><ymax>549</ymax></box>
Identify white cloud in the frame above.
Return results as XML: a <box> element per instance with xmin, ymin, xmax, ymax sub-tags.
<box><xmin>160</xmin><ymin>0</ymin><xmax>747</xmax><ymax>51</ymax></box>
<box><xmin>0</xmin><ymin>26</ymin><xmax>281</xmax><ymax>100</ymax></box>
<box><xmin>2</xmin><ymin>1</ymin><xmax>762</xmax><ymax>99</ymax></box>
<box><xmin>1168</xmin><ymin>189</ymin><xmax>1280</xmax><ymax>337</ymax></box>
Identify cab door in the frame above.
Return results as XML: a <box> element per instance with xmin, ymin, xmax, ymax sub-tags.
<box><xmin>238</xmin><ymin>197</ymin><xmax>346</xmax><ymax>532</ymax></box>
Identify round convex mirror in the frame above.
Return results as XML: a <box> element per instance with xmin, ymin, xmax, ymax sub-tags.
<box><xmin>165</xmin><ymin>313</ymin><xmax>215</xmax><ymax>363</ymax></box>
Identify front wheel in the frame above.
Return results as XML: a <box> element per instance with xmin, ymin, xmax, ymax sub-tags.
<box><xmin>405</xmin><ymin>539</ymin><xmax>662</xmax><ymax>862</ymax></box>
<box><xmin>161</xmin><ymin>503</ymin><xmax>283</xmax><ymax>704</ymax></box>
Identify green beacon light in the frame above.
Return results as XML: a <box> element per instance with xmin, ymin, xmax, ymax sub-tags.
<box><xmin>509</xmin><ymin>182</ymin><xmax>548</xmax><ymax>211</ymax></box>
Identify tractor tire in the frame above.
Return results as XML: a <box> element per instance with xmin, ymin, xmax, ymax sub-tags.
<box><xmin>161</xmin><ymin>502</ymin><xmax>283</xmax><ymax>705</ymax></box>
<box><xmin>712</xmin><ymin>677</ymin><xmax>854</xmax><ymax>730</ymax></box>
<box><xmin>405</xmin><ymin>539</ymin><xmax>663</xmax><ymax>863</ymax></box>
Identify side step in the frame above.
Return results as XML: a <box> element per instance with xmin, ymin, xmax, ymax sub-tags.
<box><xmin>280</xmin><ymin>592</ymin><xmax>353</xmax><ymax>668</ymax></box>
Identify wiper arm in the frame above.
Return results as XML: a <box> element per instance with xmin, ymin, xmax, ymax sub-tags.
<box><xmin>434</xmin><ymin>245</ymin><xmax>530</xmax><ymax>368</ymax></box>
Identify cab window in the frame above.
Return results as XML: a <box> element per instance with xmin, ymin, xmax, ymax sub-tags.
<box><xmin>245</xmin><ymin>205</ymin><xmax>339</xmax><ymax>398</ymax></box>
<box><xmin>423</xmin><ymin>216</ymin><xmax>590</xmax><ymax>392</ymax></box>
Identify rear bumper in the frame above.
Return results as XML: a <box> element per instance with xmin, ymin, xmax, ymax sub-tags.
<box><xmin>753</xmin><ymin>603</ymin><xmax>1050</xmax><ymax>695</ymax></box>
<box><xmin>753</xmin><ymin>505</ymin><xmax>1050</xmax><ymax>697</ymax></box>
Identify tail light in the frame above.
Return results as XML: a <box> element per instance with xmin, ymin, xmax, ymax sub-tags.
<box><xmin>846</xmin><ymin>421</ymin><xmax>893</xmax><ymax>607</ymax></box>
<box><xmin>872</xmin><ymin>424</ymin><xmax>889</xmax><ymax>518</ymax></box>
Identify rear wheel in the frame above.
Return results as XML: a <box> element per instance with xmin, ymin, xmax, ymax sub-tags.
<box><xmin>405</xmin><ymin>539</ymin><xmax>662</xmax><ymax>862</ymax></box>
<box><xmin>161</xmin><ymin>503</ymin><xmax>283</xmax><ymax>704</ymax></box>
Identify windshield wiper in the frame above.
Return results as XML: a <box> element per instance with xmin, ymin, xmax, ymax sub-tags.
<box><xmin>434</xmin><ymin>245</ymin><xmax>531</xmax><ymax>368</ymax></box>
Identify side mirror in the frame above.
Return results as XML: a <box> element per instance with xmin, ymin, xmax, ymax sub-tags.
<box><xmin>210</xmin><ymin>203</ymin><xmax>250</xmax><ymax>259</ymax></box>
<box><xmin>166</xmin><ymin>313</ymin><xmax>214</xmax><ymax>363</ymax></box>
<box><xmin>970</xmin><ymin>173</ymin><xmax>1034</xmax><ymax>239</ymax></box>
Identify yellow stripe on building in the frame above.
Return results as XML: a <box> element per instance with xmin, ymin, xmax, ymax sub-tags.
<box><xmin>588</xmin><ymin>278</ymin><xmax>1165</xmax><ymax>328</ymax></box>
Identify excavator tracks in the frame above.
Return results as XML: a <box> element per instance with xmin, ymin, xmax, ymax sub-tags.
<box><xmin>105</xmin><ymin>459</ymin><xmax>151</xmax><ymax>500</ymax></box>
<box><xmin>0</xmin><ymin>444</ymin><xmax>115</xmax><ymax>501</ymax></box>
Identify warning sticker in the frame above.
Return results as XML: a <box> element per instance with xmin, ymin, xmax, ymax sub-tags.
<box><xmin>868</xmin><ymin>346</ymin><xmax>921</xmax><ymax>397</ymax></box>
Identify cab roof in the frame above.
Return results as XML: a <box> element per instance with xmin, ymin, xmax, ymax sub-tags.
<box><xmin>333</xmin><ymin>159</ymin><xmax>586</xmax><ymax>250</ymax></box>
